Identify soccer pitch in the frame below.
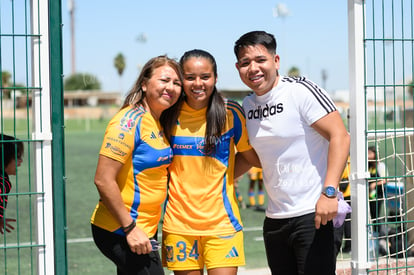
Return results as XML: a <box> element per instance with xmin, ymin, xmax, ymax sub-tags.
<box><xmin>64</xmin><ymin>119</ymin><xmax>268</xmax><ymax>274</ymax></box>
<box><xmin>5</xmin><ymin>116</ymin><xmax>398</xmax><ymax>274</ymax></box>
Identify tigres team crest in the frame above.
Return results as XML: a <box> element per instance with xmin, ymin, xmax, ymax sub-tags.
<box><xmin>166</xmin><ymin>245</ymin><xmax>174</xmax><ymax>262</ymax></box>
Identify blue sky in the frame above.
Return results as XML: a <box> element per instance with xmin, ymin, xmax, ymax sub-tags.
<box><xmin>1</xmin><ymin>1</ymin><xmax>349</xmax><ymax>94</ymax></box>
<box><xmin>59</xmin><ymin>1</ymin><xmax>349</xmax><ymax>94</ymax></box>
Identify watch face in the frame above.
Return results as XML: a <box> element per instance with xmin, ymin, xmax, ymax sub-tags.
<box><xmin>326</xmin><ymin>186</ymin><xmax>336</xmax><ymax>196</ymax></box>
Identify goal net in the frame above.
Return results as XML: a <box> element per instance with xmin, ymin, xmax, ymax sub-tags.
<box><xmin>366</xmin><ymin>129</ymin><xmax>414</xmax><ymax>261</ymax></box>
<box><xmin>337</xmin><ymin>128</ymin><xmax>414</xmax><ymax>273</ymax></box>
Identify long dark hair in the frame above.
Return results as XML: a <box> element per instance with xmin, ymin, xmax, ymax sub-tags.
<box><xmin>179</xmin><ymin>49</ymin><xmax>226</xmax><ymax>155</ymax></box>
<box><xmin>0</xmin><ymin>134</ymin><xmax>24</xmax><ymax>172</ymax></box>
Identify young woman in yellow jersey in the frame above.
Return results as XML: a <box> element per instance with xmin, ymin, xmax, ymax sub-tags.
<box><xmin>91</xmin><ymin>55</ymin><xmax>183</xmax><ymax>275</ymax></box>
<box><xmin>160</xmin><ymin>49</ymin><xmax>260</xmax><ymax>275</ymax></box>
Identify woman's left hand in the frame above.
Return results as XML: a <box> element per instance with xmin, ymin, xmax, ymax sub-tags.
<box><xmin>0</xmin><ymin>217</ymin><xmax>16</xmax><ymax>234</ymax></box>
<box><xmin>125</xmin><ymin>226</ymin><xmax>152</xmax><ymax>255</ymax></box>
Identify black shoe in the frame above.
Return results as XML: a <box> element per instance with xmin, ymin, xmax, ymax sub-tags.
<box><xmin>255</xmin><ymin>206</ymin><xmax>266</xmax><ymax>212</ymax></box>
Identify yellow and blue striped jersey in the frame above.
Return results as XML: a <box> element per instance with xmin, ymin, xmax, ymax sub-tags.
<box><xmin>91</xmin><ymin>106</ymin><xmax>172</xmax><ymax>237</ymax></box>
<box><xmin>163</xmin><ymin>99</ymin><xmax>252</xmax><ymax>235</ymax></box>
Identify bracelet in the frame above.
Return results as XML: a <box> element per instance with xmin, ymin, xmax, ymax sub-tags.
<box><xmin>122</xmin><ymin>220</ymin><xmax>136</xmax><ymax>234</ymax></box>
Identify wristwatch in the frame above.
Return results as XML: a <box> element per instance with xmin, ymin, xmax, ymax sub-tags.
<box><xmin>322</xmin><ymin>186</ymin><xmax>338</xmax><ymax>198</ymax></box>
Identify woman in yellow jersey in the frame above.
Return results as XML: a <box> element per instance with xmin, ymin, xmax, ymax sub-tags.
<box><xmin>160</xmin><ymin>49</ymin><xmax>260</xmax><ymax>275</ymax></box>
<box><xmin>90</xmin><ymin>55</ymin><xmax>183</xmax><ymax>275</ymax></box>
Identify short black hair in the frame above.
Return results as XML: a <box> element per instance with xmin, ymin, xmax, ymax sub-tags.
<box><xmin>234</xmin><ymin>31</ymin><xmax>277</xmax><ymax>59</ymax></box>
<box><xmin>0</xmin><ymin>134</ymin><xmax>24</xmax><ymax>171</ymax></box>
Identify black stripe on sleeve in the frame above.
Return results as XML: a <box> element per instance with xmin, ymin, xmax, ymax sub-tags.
<box><xmin>298</xmin><ymin>78</ymin><xmax>336</xmax><ymax>113</ymax></box>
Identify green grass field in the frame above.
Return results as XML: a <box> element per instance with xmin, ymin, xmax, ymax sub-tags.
<box><xmin>0</xmin><ymin>118</ymin><xmax>268</xmax><ymax>274</ymax></box>
<box><xmin>2</xmin><ymin>115</ymin><xmax>407</xmax><ymax>274</ymax></box>
<box><xmin>63</xmin><ymin>119</ymin><xmax>269</xmax><ymax>274</ymax></box>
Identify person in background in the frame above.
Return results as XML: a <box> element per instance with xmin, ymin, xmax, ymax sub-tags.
<box><xmin>247</xmin><ymin>167</ymin><xmax>265</xmax><ymax>210</ymax></box>
<box><xmin>161</xmin><ymin>49</ymin><xmax>260</xmax><ymax>275</ymax></box>
<box><xmin>0</xmin><ymin>134</ymin><xmax>24</xmax><ymax>234</ymax></box>
<box><xmin>234</xmin><ymin>147</ymin><xmax>247</xmax><ymax>209</ymax></box>
<box><xmin>368</xmin><ymin>145</ymin><xmax>388</xmax><ymax>235</ymax></box>
<box><xmin>234</xmin><ymin>175</ymin><xmax>246</xmax><ymax>209</ymax></box>
<box><xmin>234</xmin><ymin>30</ymin><xmax>350</xmax><ymax>274</ymax></box>
<box><xmin>90</xmin><ymin>55</ymin><xmax>183</xmax><ymax>275</ymax></box>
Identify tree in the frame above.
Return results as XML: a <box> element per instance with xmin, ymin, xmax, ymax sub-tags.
<box><xmin>1</xmin><ymin>71</ymin><xmax>27</xmax><ymax>101</ymax></box>
<box><xmin>64</xmin><ymin>73</ymin><xmax>101</xmax><ymax>91</ymax></box>
<box><xmin>114</xmin><ymin>53</ymin><xmax>126</xmax><ymax>93</ymax></box>
<box><xmin>114</xmin><ymin>53</ymin><xmax>125</xmax><ymax>76</ymax></box>
<box><xmin>1</xmin><ymin>71</ymin><xmax>12</xmax><ymax>99</ymax></box>
<box><xmin>1</xmin><ymin>71</ymin><xmax>11</xmax><ymax>86</ymax></box>
<box><xmin>287</xmin><ymin>66</ymin><xmax>300</xmax><ymax>77</ymax></box>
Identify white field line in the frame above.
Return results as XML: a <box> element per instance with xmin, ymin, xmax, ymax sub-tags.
<box><xmin>0</xmin><ymin>226</ymin><xmax>264</xmax><ymax>248</ymax></box>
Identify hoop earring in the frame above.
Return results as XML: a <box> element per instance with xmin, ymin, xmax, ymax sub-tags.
<box><xmin>130</xmin><ymin>92</ymin><xmax>138</xmax><ymax>105</ymax></box>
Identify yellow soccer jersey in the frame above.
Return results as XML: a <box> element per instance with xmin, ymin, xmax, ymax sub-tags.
<box><xmin>91</xmin><ymin>106</ymin><xmax>172</xmax><ymax>237</ymax></box>
<box><xmin>163</xmin><ymin>99</ymin><xmax>252</xmax><ymax>235</ymax></box>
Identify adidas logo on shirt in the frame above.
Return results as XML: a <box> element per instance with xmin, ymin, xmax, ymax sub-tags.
<box><xmin>225</xmin><ymin>246</ymin><xmax>239</xmax><ymax>258</ymax></box>
<box><xmin>247</xmin><ymin>103</ymin><xmax>284</xmax><ymax>120</ymax></box>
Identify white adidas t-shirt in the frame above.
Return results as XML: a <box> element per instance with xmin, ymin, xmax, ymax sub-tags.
<box><xmin>242</xmin><ymin>76</ymin><xmax>337</xmax><ymax>219</ymax></box>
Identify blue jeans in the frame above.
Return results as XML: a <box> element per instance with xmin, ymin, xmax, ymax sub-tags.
<box><xmin>263</xmin><ymin>213</ymin><xmax>336</xmax><ymax>275</ymax></box>
<box><xmin>91</xmin><ymin>224</ymin><xmax>164</xmax><ymax>275</ymax></box>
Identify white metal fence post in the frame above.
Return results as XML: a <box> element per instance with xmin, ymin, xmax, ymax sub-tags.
<box><xmin>31</xmin><ymin>0</ymin><xmax>55</xmax><ymax>274</ymax></box>
<box><xmin>348</xmin><ymin>0</ymin><xmax>370</xmax><ymax>274</ymax></box>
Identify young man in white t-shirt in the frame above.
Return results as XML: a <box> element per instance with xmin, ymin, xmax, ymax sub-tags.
<box><xmin>234</xmin><ymin>30</ymin><xmax>350</xmax><ymax>275</ymax></box>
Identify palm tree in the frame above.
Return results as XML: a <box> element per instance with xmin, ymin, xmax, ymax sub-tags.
<box><xmin>114</xmin><ymin>53</ymin><xmax>126</xmax><ymax>93</ymax></box>
<box><xmin>64</xmin><ymin>73</ymin><xmax>101</xmax><ymax>91</ymax></box>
